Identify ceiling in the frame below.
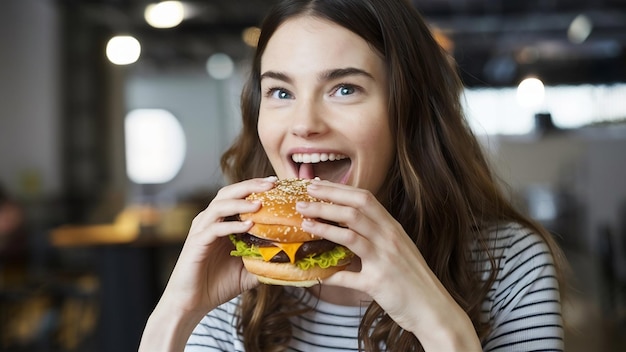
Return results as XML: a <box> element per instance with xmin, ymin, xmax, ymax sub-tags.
<box><xmin>58</xmin><ymin>0</ymin><xmax>626</xmax><ymax>87</ymax></box>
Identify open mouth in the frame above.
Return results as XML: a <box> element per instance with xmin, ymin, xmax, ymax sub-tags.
<box><xmin>291</xmin><ymin>152</ymin><xmax>351</xmax><ymax>183</ymax></box>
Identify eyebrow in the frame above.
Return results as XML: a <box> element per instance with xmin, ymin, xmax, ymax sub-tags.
<box><xmin>260</xmin><ymin>71</ymin><xmax>292</xmax><ymax>83</ymax></box>
<box><xmin>260</xmin><ymin>67</ymin><xmax>374</xmax><ymax>83</ymax></box>
<box><xmin>321</xmin><ymin>67</ymin><xmax>374</xmax><ymax>81</ymax></box>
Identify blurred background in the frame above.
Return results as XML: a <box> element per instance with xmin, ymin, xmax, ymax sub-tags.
<box><xmin>1</xmin><ymin>0</ymin><xmax>625</xmax><ymax>351</ymax></box>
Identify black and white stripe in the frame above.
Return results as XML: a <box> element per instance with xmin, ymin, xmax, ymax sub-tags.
<box><xmin>186</xmin><ymin>301</ymin><xmax>241</xmax><ymax>351</ymax></box>
<box><xmin>478</xmin><ymin>224</ymin><xmax>563</xmax><ymax>351</ymax></box>
<box><xmin>185</xmin><ymin>223</ymin><xmax>563</xmax><ymax>351</ymax></box>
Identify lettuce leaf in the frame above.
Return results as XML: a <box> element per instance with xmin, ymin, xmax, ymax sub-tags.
<box><xmin>230</xmin><ymin>235</ymin><xmax>263</xmax><ymax>259</ymax></box>
<box><xmin>229</xmin><ymin>235</ymin><xmax>352</xmax><ymax>270</ymax></box>
<box><xmin>295</xmin><ymin>246</ymin><xmax>351</xmax><ymax>270</ymax></box>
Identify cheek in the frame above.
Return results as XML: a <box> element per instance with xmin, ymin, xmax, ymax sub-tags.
<box><xmin>358</xmin><ymin>121</ymin><xmax>395</xmax><ymax>165</ymax></box>
<box><xmin>257</xmin><ymin>114</ymin><xmax>271</xmax><ymax>144</ymax></box>
<box><xmin>355</xmin><ymin>118</ymin><xmax>392</xmax><ymax>149</ymax></box>
<box><xmin>257</xmin><ymin>116</ymin><xmax>281</xmax><ymax>154</ymax></box>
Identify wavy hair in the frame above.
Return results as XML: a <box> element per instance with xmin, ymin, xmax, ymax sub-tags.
<box><xmin>220</xmin><ymin>0</ymin><xmax>564</xmax><ymax>350</ymax></box>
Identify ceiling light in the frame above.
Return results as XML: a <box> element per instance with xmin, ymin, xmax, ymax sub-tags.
<box><xmin>242</xmin><ymin>27</ymin><xmax>261</xmax><ymax>47</ymax></box>
<box><xmin>516</xmin><ymin>77</ymin><xmax>545</xmax><ymax>109</ymax></box>
<box><xmin>206</xmin><ymin>53</ymin><xmax>234</xmax><ymax>80</ymax></box>
<box><xmin>106</xmin><ymin>36</ymin><xmax>141</xmax><ymax>65</ymax></box>
<box><xmin>568</xmin><ymin>14</ymin><xmax>593</xmax><ymax>44</ymax></box>
<box><xmin>125</xmin><ymin>109</ymin><xmax>186</xmax><ymax>184</ymax></box>
<box><xmin>145</xmin><ymin>1</ymin><xmax>185</xmax><ymax>29</ymax></box>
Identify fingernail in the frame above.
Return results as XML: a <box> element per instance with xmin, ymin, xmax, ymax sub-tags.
<box><xmin>296</xmin><ymin>201</ymin><xmax>309</xmax><ymax>210</ymax></box>
<box><xmin>263</xmin><ymin>176</ymin><xmax>278</xmax><ymax>182</ymax></box>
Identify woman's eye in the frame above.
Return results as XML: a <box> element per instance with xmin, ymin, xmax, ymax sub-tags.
<box><xmin>334</xmin><ymin>85</ymin><xmax>357</xmax><ymax>97</ymax></box>
<box><xmin>267</xmin><ymin>88</ymin><xmax>292</xmax><ymax>99</ymax></box>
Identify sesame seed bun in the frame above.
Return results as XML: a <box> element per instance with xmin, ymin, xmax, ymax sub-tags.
<box><xmin>240</xmin><ymin>178</ymin><xmax>324</xmax><ymax>243</ymax></box>
<box><xmin>234</xmin><ymin>178</ymin><xmax>352</xmax><ymax>286</ymax></box>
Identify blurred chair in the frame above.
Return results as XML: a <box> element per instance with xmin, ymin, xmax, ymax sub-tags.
<box><xmin>1</xmin><ymin>186</ymin><xmax>100</xmax><ymax>351</ymax></box>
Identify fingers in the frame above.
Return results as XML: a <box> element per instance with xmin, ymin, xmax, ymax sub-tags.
<box><xmin>190</xmin><ymin>177</ymin><xmax>277</xmax><ymax>233</ymax></box>
<box><xmin>297</xmin><ymin>184</ymin><xmax>393</xmax><ymax>247</ymax></box>
<box><xmin>297</xmin><ymin>180</ymin><xmax>412</xmax><ymax>262</ymax></box>
<box><xmin>189</xmin><ymin>199</ymin><xmax>258</xmax><ymax>235</ymax></box>
<box><xmin>306</xmin><ymin>180</ymin><xmax>392</xmax><ymax>230</ymax></box>
<box><xmin>300</xmin><ymin>218</ymin><xmax>373</xmax><ymax>258</ymax></box>
<box><xmin>213</xmin><ymin>176</ymin><xmax>277</xmax><ymax>202</ymax></box>
<box><xmin>188</xmin><ymin>220</ymin><xmax>254</xmax><ymax>243</ymax></box>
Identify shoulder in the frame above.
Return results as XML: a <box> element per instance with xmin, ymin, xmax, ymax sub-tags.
<box><xmin>479</xmin><ymin>223</ymin><xmax>564</xmax><ymax>351</ymax></box>
<box><xmin>484</xmin><ymin>223</ymin><xmax>550</xmax><ymax>251</ymax></box>
<box><xmin>478</xmin><ymin>223</ymin><xmax>556</xmax><ymax>272</ymax></box>
<box><xmin>480</xmin><ymin>223</ymin><xmax>559</xmax><ymax>294</ymax></box>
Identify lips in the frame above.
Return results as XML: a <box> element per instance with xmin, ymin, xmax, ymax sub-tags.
<box><xmin>291</xmin><ymin>152</ymin><xmax>351</xmax><ymax>183</ymax></box>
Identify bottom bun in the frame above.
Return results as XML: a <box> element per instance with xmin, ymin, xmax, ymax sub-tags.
<box><xmin>242</xmin><ymin>256</ymin><xmax>349</xmax><ymax>287</ymax></box>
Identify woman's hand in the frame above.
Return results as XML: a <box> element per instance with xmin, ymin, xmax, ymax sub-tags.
<box><xmin>296</xmin><ymin>180</ymin><xmax>481</xmax><ymax>351</ymax></box>
<box><xmin>139</xmin><ymin>177</ymin><xmax>277</xmax><ymax>351</ymax></box>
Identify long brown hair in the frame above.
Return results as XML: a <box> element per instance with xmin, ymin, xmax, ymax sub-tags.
<box><xmin>220</xmin><ymin>0</ymin><xmax>565</xmax><ymax>350</ymax></box>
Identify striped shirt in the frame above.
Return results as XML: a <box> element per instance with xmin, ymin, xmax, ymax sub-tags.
<box><xmin>185</xmin><ymin>223</ymin><xmax>563</xmax><ymax>351</ymax></box>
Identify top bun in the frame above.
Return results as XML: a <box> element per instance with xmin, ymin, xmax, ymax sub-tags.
<box><xmin>240</xmin><ymin>178</ymin><xmax>323</xmax><ymax>242</ymax></box>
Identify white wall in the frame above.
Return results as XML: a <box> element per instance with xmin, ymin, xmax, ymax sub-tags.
<box><xmin>124</xmin><ymin>70</ymin><xmax>244</xmax><ymax>200</ymax></box>
<box><xmin>487</xmin><ymin>128</ymin><xmax>626</xmax><ymax>253</ymax></box>
<box><xmin>0</xmin><ymin>0</ymin><xmax>60</xmax><ymax>198</ymax></box>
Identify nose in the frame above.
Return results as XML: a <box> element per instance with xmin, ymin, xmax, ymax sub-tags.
<box><xmin>289</xmin><ymin>98</ymin><xmax>328</xmax><ymax>138</ymax></box>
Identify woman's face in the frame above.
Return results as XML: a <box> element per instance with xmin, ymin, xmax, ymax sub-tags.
<box><xmin>258</xmin><ymin>16</ymin><xmax>394</xmax><ymax>196</ymax></box>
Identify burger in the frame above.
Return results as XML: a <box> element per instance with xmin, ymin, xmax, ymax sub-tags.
<box><xmin>229</xmin><ymin>178</ymin><xmax>352</xmax><ymax>287</ymax></box>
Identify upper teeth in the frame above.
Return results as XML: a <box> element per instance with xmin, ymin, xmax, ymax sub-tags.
<box><xmin>292</xmin><ymin>153</ymin><xmax>347</xmax><ymax>163</ymax></box>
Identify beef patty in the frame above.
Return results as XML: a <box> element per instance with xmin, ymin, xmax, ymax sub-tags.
<box><xmin>234</xmin><ymin>233</ymin><xmax>338</xmax><ymax>263</ymax></box>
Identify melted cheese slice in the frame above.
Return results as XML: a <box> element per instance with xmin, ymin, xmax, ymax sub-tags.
<box><xmin>257</xmin><ymin>242</ymin><xmax>303</xmax><ymax>264</ymax></box>
<box><xmin>275</xmin><ymin>242</ymin><xmax>303</xmax><ymax>264</ymax></box>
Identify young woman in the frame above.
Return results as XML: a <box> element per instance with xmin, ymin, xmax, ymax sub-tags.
<box><xmin>140</xmin><ymin>0</ymin><xmax>565</xmax><ymax>351</ymax></box>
